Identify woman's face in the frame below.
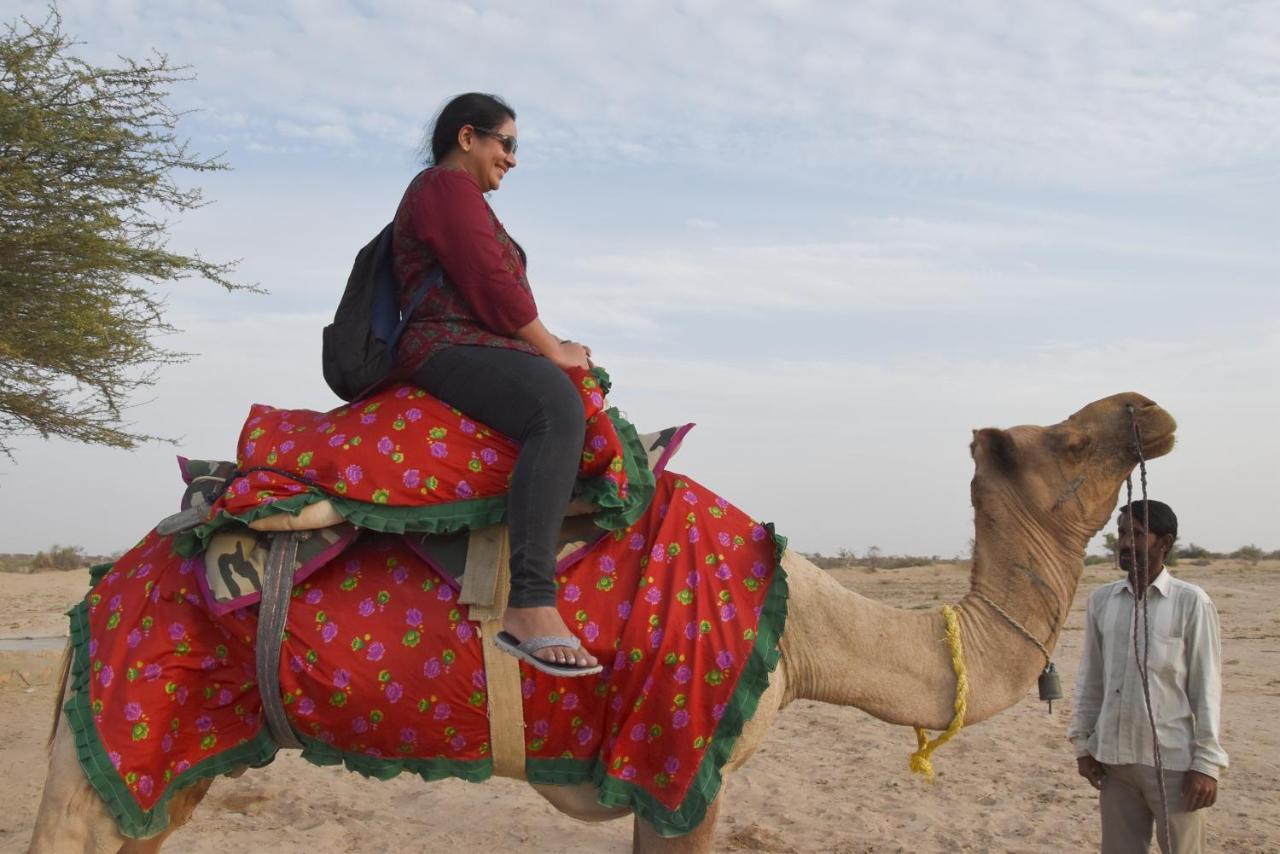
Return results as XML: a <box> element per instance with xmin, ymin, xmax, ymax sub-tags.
<box><xmin>458</xmin><ymin>116</ymin><xmax>517</xmax><ymax>192</ymax></box>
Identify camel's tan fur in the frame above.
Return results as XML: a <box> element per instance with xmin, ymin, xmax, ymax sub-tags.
<box><xmin>28</xmin><ymin>392</ymin><xmax>1175</xmax><ymax>853</ymax></box>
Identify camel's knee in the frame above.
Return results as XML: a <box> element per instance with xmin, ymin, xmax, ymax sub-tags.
<box><xmin>530</xmin><ymin>781</ymin><xmax>631</xmax><ymax>823</ymax></box>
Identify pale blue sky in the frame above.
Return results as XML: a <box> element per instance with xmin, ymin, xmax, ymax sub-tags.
<box><xmin>3</xmin><ymin>1</ymin><xmax>1278</xmax><ymax>557</ymax></box>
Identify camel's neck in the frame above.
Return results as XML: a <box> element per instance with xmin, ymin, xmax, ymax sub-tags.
<box><xmin>780</xmin><ymin>505</ymin><xmax>1088</xmax><ymax>729</ymax></box>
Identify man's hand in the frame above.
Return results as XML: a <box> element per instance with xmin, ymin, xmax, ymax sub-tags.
<box><xmin>1077</xmin><ymin>755</ymin><xmax>1106</xmax><ymax>790</ymax></box>
<box><xmin>1182</xmin><ymin>770</ymin><xmax>1217</xmax><ymax>811</ymax></box>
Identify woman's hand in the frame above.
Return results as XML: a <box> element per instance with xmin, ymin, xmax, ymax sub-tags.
<box><xmin>551</xmin><ymin>340</ymin><xmax>592</xmax><ymax>371</ymax></box>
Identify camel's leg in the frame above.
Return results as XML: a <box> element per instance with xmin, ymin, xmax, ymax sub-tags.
<box><xmin>631</xmin><ymin>793</ymin><xmax>721</xmax><ymax>854</ymax></box>
<box><xmin>28</xmin><ymin>708</ymin><xmax>128</xmax><ymax>854</ymax></box>
<box><xmin>116</xmin><ymin>777</ymin><xmax>214</xmax><ymax>854</ymax></box>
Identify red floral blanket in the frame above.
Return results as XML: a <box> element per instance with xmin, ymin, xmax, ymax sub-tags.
<box><xmin>179</xmin><ymin>367</ymin><xmax>650</xmax><ymax>557</ymax></box>
<box><xmin>66</xmin><ymin>470</ymin><xmax>786</xmax><ymax>839</ymax></box>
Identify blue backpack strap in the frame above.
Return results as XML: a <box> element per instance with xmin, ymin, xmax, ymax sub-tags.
<box><xmin>389</xmin><ymin>264</ymin><xmax>443</xmax><ymax>351</ymax></box>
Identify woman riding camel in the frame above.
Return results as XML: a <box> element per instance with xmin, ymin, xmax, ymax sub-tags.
<box><xmin>392</xmin><ymin>92</ymin><xmax>600</xmax><ymax>677</ymax></box>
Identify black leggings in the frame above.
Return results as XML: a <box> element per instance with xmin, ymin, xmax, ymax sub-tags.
<box><xmin>412</xmin><ymin>346</ymin><xmax>585</xmax><ymax>608</ymax></box>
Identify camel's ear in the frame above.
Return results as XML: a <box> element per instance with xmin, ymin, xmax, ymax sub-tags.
<box><xmin>972</xmin><ymin>428</ymin><xmax>1019</xmax><ymax>471</ymax></box>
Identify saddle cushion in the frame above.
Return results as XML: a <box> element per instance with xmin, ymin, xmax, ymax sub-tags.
<box><xmin>64</xmin><ymin>469</ymin><xmax>786</xmax><ymax>839</ymax></box>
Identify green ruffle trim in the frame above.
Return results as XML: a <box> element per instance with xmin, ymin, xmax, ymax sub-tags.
<box><xmin>526</xmin><ymin>524</ymin><xmax>790</xmax><ymax>838</ymax></box>
<box><xmin>62</xmin><ymin>563</ymin><xmax>280</xmax><ymax>839</ymax></box>
<box><xmin>297</xmin><ymin>733</ymin><xmax>492</xmax><ymax>783</ymax></box>
<box><xmin>177</xmin><ymin>405</ymin><xmax>654</xmax><ymax>558</ymax></box>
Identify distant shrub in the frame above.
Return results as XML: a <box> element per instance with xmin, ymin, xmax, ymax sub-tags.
<box><xmin>1230</xmin><ymin>545</ymin><xmax>1264</xmax><ymax>565</ymax></box>
<box><xmin>30</xmin><ymin>544</ymin><xmax>85</xmax><ymax>571</ymax></box>
<box><xmin>1083</xmin><ymin>555</ymin><xmax>1112</xmax><ymax>566</ymax></box>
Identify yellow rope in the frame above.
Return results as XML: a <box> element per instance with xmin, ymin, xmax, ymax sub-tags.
<box><xmin>909</xmin><ymin>603</ymin><xmax>968</xmax><ymax>782</ymax></box>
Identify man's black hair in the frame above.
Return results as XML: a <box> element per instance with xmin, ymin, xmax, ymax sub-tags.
<box><xmin>1119</xmin><ymin>499</ymin><xmax>1178</xmax><ymax>540</ymax></box>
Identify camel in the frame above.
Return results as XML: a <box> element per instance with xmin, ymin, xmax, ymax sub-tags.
<box><xmin>28</xmin><ymin>391</ymin><xmax>1177</xmax><ymax>854</ymax></box>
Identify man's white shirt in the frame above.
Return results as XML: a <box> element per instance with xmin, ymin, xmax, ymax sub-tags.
<box><xmin>1067</xmin><ymin>569</ymin><xmax>1228</xmax><ymax>778</ymax></box>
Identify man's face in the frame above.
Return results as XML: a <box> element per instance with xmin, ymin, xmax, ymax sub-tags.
<box><xmin>1116</xmin><ymin>512</ymin><xmax>1164</xmax><ymax>576</ymax></box>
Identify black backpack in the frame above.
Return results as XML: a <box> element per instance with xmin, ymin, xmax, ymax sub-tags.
<box><xmin>321</xmin><ymin>223</ymin><xmax>441</xmax><ymax>401</ymax></box>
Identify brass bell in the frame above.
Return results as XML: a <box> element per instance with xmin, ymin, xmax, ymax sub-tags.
<box><xmin>1038</xmin><ymin>662</ymin><xmax>1063</xmax><ymax>713</ymax></box>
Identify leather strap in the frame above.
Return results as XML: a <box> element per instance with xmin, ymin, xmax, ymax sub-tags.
<box><xmin>463</xmin><ymin>526</ymin><xmax>526</xmax><ymax>779</ymax></box>
<box><xmin>256</xmin><ymin>531</ymin><xmax>303</xmax><ymax>749</ymax></box>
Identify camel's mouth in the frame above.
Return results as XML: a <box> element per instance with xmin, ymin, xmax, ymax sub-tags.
<box><xmin>1141</xmin><ymin>431</ymin><xmax>1176</xmax><ymax>460</ymax></box>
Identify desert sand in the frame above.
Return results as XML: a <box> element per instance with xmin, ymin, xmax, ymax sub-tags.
<box><xmin>3</xmin><ymin>560</ymin><xmax>1277</xmax><ymax>853</ymax></box>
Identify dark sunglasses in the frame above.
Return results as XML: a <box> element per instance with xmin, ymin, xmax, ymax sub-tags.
<box><xmin>474</xmin><ymin>127</ymin><xmax>518</xmax><ymax>156</ymax></box>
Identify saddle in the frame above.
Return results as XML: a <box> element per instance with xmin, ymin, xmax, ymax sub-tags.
<box><xmin>155</xmin><ymin>425</ymin><xmax>691</xmax><ymax>762</ymax></box>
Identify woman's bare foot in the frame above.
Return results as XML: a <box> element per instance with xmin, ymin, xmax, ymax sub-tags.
<box><xmin>502</xmin><ymin>606</ymin><xmax>598</xmax><ymax>668</ymax></box>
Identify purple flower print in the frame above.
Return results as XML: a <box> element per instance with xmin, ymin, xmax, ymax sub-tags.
<box><xmin>352</xmin><ymin>717</ymin><xmax>369</xmax><ymax>734</ymax></box>
<box><xmin>395</xmin><ymin>386</ymin><xmax>411</xmax><ymax>399</ymax></box>
<box><xmin>472</xmin><ymin>669</ymin><xmax>487</xmax><ymax>689</ymax></box>
<box><xmin>406</xmin><ymin>607</ymin><xmax>423</xmax><ymax>626</ymax></box>
<box><xmin>174</xmin><ymin>759</ymin><xmax>191</xmax><ymax>774</ymax></box>
<box><xmin>583</xmin><ymin>622</ymin><xmax>600</xmax><ymax>642</ymax></box>
<box><xmin>176</xmin><ymin>686</ymin><xmax>188</xmax><ymax>704</ymax></box>
<box><xmin>400</xmin><ymin>727</ymin><xmax>417</xmax><ymax>744</ymax></box>
<box><xmin>563</xmin><ymin>584</ymin><xmax>581</xmax><ymax>603</ymax></box>
<box><xmin>358</xmin><ymin>598</ymin><xmax>376</xmax><ymax>617</ymax></box>
<box><xmin>460</xmin><ymin>418</ymin><xmax>476</xmax><ymax>434</ymax></box>
<box><xmin>290</xmin><ymin>654</ymin><xmax>305</xmax><ymax>673</ymax></box>
<box><xmin>433</xmin><ymin>703</ymin><xmax>452</xmax><ymax>721</ymax></box>
<box><xmin>149</xmin><ymin>586</ymin><xmax>162</xmax><ymax>603</ymax></box>
<box><xmin>674</xmin><ymin>664</ymin><xmax>692</xmax><ymax>684</ymax></box>
<box><xmin>687</xmin><ymin>570</ymin><xmax>701</xmax><ymax>587</ymax></box>
<box><xmin>305</xmin><ymin>588</ymin><xmax>323</xmax><ymax>605</ymax></box>
<box><xmin>135</xmin><ymin>562</ymin><xmax>152</xmax><ymax>579</ymax></box>
<box><xmin>109</xmin><ymin>751</ymin><xmax>122</xmax><ymax>770</ymax></box>
<box><xmin>456</xmin><ymin>480</ymin><xmax>473</xmax><ymax>498</ymax></box>
<box><xmin>688</xmin><ymin>527</ymin><xmax>701</xmax><ymax>544</ymax></box>
<box><xmin>327</xmin><ymin>434</ymin><xmax>345</xmax><ymax>448</ymax></box>
<box><xmin>201</xmin><ymin>655</ymin><xmax>217</xmax><ymax>671</ymax></box>
<box><xmin>480</xmin><ymin>447</ymin><xmax>498</xmax><ymax>465</ymax></box>
<box><xmin>617</xmin><ymin>602</ymin><xmax>632</xmax><ymax>619</ymax></box>
<box><xmin>522</xmin><ymin>678</ymin><xmax>535</xmax><ymax>699</ymax></box>
<box><xmin>167</xmin><ymin>622</ymin><xmax>185</xmax><ymax>641</ymax></box>
<box><xmin>590</xmin><ymin>392</ymin><xmax>603</xmax><ymax>408</ymax></box>
<box><xmin>360</xmin><ymin>413</ymin><xmax>376</xmax><ymax>425</ymax></box>
<box><xmin>405</xmin><ymin>407</ymin><xmax>422</xmax><ymax>422</ymax></box>
<box><xmin>450</xmin><ymin>734</ymin><xmax>467</xmax><ymax>750</ymax></box>
<box><xmin>161</xmin><ymin>733</ymin><xmax>174</xmax><ymax>752</ymax></box>
<box><xmin>562</xmin><ymin>692</ymin><xmax>579</xmax><ymax>711</ymax></box>
<box><xmin>672</xmin><ymin>709</ymin><xmax>690</xmax><ymax>729</ymax></box>
<box><xmin>280</xmin><ymin>440</ymin><xmax>295</xmax><ymax>454</ymax></box>
<box><xmin>720</xmin><ymin>603</ymin><xmax>737</xmax><ymax>621</ymax></box>
<box><xmin>377</xmin><ymin>436</ymin><xmax>394</xmax><ymax>455</ymax></box>
<box><xmin>195</xmin><ymin>715</ymin><xmax>213</xmax><ymax>732</ymax></box>
<box><xmin>643</xmin><ymin>675</ymin><xmax>655</xmax><ymax>693</ymax></box>
<box><xmin>712</xmin><ymin>703</ymin><xmax>727</xmax><ymax>721</ymax></box>
<box><xmin>532</xmin><ymin>719</ymin><xmax>551</xmax><ymax>737</ymax></box>
<box><xmin>244</xmin><ymin>441</ymin><xmax>256</xmax><ymax>457</ymax></box>
<box><xmin>366</xmin><ymin>641</ymin><xmax>386</xmax><ymax>662</ymax></box>
<box><xmin>456</xmin><ymin>622</ymin><xmax>474</xmax><ymax>643</ymax></box>
<box><xmin>386</xmin><ymin>682</ymin><xmax>403</xmax><ymax>703</ymax></box>
<box><xmin>577</xmin><ymin>726</ymin><xmax>594</xmax><ymax>745</ymax></box>
<box><xmin>715</xmin><ymin>496</ymin><xmax>729</xmax><ymax>509</ymax></box>
<box><xmin>682</xmin><ymin>490</ymin><xmax>698</xmax><ymax>505</ymax></box>
<box><xmin>321</xmin><ymin>622</ymin><xmax>339</xmax><ymax>643</ymax></box>
<box><xmin>88</xmin><ymin>639</ymin><xmax>99</xmax><ymax>656</ymax></box>
<box><xmin>437</xmin><ymin>585</ymin><xmax>455</xmax><ymax>602</ymax></box>
<box><xmin>127</xmin><ymin>629</ymin><xmax>142</xmax><ymax>649</ymax></box>
<box><xmin>716</xmin><ymin>564</ymin><xmax>732</xmax><ymax>581</ymax></box>
<box><xmin>344</xmin><ymin>463</ymin><xmax>363</xmax><ymax>484</ymax></box>
<box><xmin>630</xmin><ymin>723</ymin><xmax>647</xmax><ymax>741</ymax></box>
<box><xmin>649</xmin><ymin>629</ymin><xmax>664</xmax><ymax>649</ymax></box>
<box><xmin>610</xmin><ymin>694</ymin><xmax>624</xmax><ymax>712</ymax></box>
<box><xmin>333</xmin><ymin>669</ymin><xmax>351</xmax><ymax>689</ymax></box>
<box><xmin>613</xmin><ymin>651</ymin><xmax>629</xmax><ymax>671</ymax></box>
<box><xmin>621</xmin><ymin>765</ymin><xmax>638</xmax><ymax>781</ymax></box>
<box><xmin>665</xmin><ymin>756</ymin><xmax>681</xmax><ymax>774</ymax></box>
<box><xmin>718</xmin><ymin>531</ymin><xmax>731</xmax><ymax>547</ymax></box>
<box><xmin>716</xmin><ymin>650</ymin><xmax>735</xmax><ymax>669</ymax></box>
<box><xmin>591</xmin><ymin>435</ymin><xmax>608</xmax><ymax>451</ymax></box>
<box><xmin>144</xmin><ymin>663</ymin><xmax>162</xmax><ymax>680</ymax></box>
<box><xmin>650</xmin><ymin>544</ymin><xmax>666</xmax><ymax>563</ymax></box>
<box><xmin>393</xmin><ymin>565</ymin><xmax>409</xmax><ymax>584</ymax></box>
<box><xmin>298</xmin><ymin>697</ymin><xmax>316</xmax><ymax>715</ymax></box>
<box><xmin>684</xmin><ymin>622</ymin><xmax>698</xmax><ymax>641</ymax></box>
<box><xmin>424</xmin><ymin>658</ymin><xmax>442</xmax><ymax>679</ymax></box>
<box><xmin>124</xmin><ymin>702</ymin><xmax>143</xmax><ymax>721</ymax></box>
<box><xmin>138</xmin><ymin>775</ymin><xmax>154</xmax><ymax>798</ymax></box>
<box><xmin>599</xmin><ymin>555</ymin><xmax>616</xmax><ymax>574</ymax></box>
<box><xmin>218</xmin><ymin>688</ymin><xmax>232</xmax><ymax>705</ymax></box>
<box><xmin>752</xmin><ymin>560</ymin><xmax>768</xmax><ymax>579</ymax></box>
<box><xmin>234</xmin><ymin>478</ymin><xmax>250</xmax><ymax>496</ymax></box>
<box><xmin>644</xmin><ymin>587</ymin><xmax>662</xmax><ymax>605</ymax></box>
<box><xmin>752</xmin><ymin>524</ymin><xmax>767</xmax><ymax>542</ymax></box>
<box><xmin>402</xmin><ymin>469</ymin><xmax>421</xmax><ymax>489</ymax></box>
<box><xmin>430</xmin><ymin>442</ymin><xmax>448</xmax><ymax>459</ymax></box>
<box><xmin>628</xmin><ymin>533</ymin><xmax>645</xmax><ymax>551</ymax></box>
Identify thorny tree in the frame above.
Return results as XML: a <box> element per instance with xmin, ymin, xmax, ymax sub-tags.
<box><xmin>0</xmin><ymin>10</ymin><xmax>253</xmax><ymax>458</ymax></box>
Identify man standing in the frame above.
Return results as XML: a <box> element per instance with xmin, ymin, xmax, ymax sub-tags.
<box><xmin>1068</xmin><ymin>500</ymin><xmax>1227</xmax><ymax>853</ymax></box>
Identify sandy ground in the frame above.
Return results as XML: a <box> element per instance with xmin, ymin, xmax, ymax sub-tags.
<box><xmin>2</xmin><ymin>560</ymin><xmax>1278</xmax><ymax>853</ymax></box>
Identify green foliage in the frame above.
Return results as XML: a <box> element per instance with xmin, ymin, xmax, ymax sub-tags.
<box><xmin>1178</xmin><ymin>542</ymin><xmax>1212</xmax><ymax>560</ymax></box>
<box><xmin>30</xmin><ymin>543</ymin><xmax>84</xmax><ymax>570</ymax></box>
<box><xmin>1230</xmin><ymin>544</ymin><xmax>1264</xmax><ymax>565</ymax></box>
<box><xmin>0</xmin><ymin>10</ymin><xmax>253</xmax><ymax>457</ymax></box>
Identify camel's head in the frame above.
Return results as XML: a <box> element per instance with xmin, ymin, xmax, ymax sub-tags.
<box><xmin>970</xmin><ymin>392</ymin><xmax>1177</xmax><ymax>545</ymax></box>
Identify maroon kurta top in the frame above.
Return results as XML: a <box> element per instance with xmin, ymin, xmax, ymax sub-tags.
<box><xmin>392</xmin><ymin>166</ymin><xmax>539</xmax><ymax>376</ymax></box>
